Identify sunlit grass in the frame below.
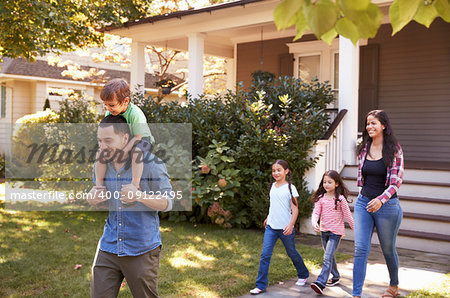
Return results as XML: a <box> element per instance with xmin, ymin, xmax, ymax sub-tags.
<box><xmin>0</xmin><ymin>208</ymin><xmax>350</xmax><ymax>297</ymax></box>
<box><xmin>407</xmin><ymin>273</ymin><xmax>450</xmax><ymax>298</ymax></box>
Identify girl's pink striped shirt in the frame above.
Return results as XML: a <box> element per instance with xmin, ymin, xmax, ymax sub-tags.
<box><xmin>311</xmin><ymin>195</ymin><xmax>354</xmax><ymax>236</ymax></box>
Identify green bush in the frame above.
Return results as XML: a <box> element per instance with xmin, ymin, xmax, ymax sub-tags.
<box><xmin>137</xmin><ymin>76</ymin><xmax>333</xmax><ymax>229</ymax></box>
<box><xmin>9</xmin><ymin>97</ymin><xmax>101</xmax><ymax>195</ymax></box>
<box><xmin>43</xmin><ymin>98</ymin><xmax>51</xmax><ymax>110</ymax></box>
<box><xmin>57</xmin><ymin>96</ymin><xmax>102</xmax><ymax>123</ymax></box>
<box><xmin>0</xmin><ymin>153</ymin><xmax>5</xmax><ymax>179</ymax></box>
<box><xmin>10</xmin><ymin>109</ymin><xmax>61</xmax><ymax>180</ymax></box>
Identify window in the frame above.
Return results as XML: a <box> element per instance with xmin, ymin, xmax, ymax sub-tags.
<box><xmin>288</xmin><ymin>40</ymin><xmax>340</xmax><ymax>108</ymax></box>
<box><xmin>47</xmin><ymin>87</ymin><xmax>83</xmax><ymax>108</ymax></box>
<box><xmin>1</xmin><ymin>84</ymin><xmax>6</xmax><ymax>118</ymax></box>
<box><xmin>332</xmin><ymin>52</ymin><xmax>339</xmax><ymax>105</ymax></box>
<box><xmin>298</xmin><ymin>55</ymin><xmax>320</xmax><ymax>82</ymax></box>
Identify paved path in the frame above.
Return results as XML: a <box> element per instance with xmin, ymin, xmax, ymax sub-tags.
<box><xmin>240</xmin><ymin>234</ymin><xmax>450</xmax><ymax>298</ymax></box>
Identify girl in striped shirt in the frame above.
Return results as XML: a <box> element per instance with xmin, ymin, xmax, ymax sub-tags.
<box><xmin>310</xmin><ymin>170</ymin><xmax>354</xmax><ymax>295</ymax></box>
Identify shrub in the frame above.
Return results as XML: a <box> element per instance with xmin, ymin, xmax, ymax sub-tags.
<box><xmin>137</xmin><ymin>76</ymin><xmax>334</xmax><ymax>229</ymax></box>
<box><xmin>57</xmin><ymin>96</ymin><xmax>102</xmax><ymax>123</ymax></box>
<box><xmin>11</xmin><ymin>109</ymin><xmax>61</xmax><ymax>180</ymax></box>
<box><xmin>192</xmin><ymin>140</ymin><xmax>244</xmax><ymax>227</ymax></box>
<box><xmin>9</xmin><ymin>97</ymin><xmax>101</xmax><ymax>195</ymax></box>
<box><xmin>0</xmin><ymin>153</ymin><xmax>4</xmax><ymax>179</ymax></box>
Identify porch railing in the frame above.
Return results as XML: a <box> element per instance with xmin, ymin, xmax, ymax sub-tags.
<box><xmin>320</xmin><ymin>109</ymin><xmax>347</xmax><ymax>173</ymax></box>
<box><xmin>300</xmin><ymin>109</ymin><xmax>348</xmax><ymax>235</ymax></box>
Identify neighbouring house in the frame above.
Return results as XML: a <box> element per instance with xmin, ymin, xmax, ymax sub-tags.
<box><xmin>104</xmin><ymin>0</ymin><xmax>450</xmax><ymax>254</ymax></box>
<box><xmin>0</xmin><ymin>56</ymin><xmax>182</xmax><ymax>123</ymax></box>
<box><xmin>0</xmin><ymin>54</ymin><xmax>183</xmax><ymax>153</ymax></box>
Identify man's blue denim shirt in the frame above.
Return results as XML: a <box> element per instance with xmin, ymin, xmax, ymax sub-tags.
<box><xmin>94</xmin><ymin>154</ymin><xmax>173</xmax><ymax>257</ymax></box>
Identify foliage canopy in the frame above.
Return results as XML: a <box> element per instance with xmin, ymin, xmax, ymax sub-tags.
<box><xmin>274</xmin><ymin>0</ymin><xmax>450</xmax><ymax>45</ymax></box>
<box><xmin>0</xmin><ymin>0</ymin><xmax>155</xmax><ymax>60</ymax></box>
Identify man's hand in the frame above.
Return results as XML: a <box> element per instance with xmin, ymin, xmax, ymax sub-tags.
<box><xmin>121</xmin><ymin>184</ymin><xmax>141</xmax><ymax>203</ymax></box>
<box><xmin>264</xmin><ymin>218</ymin><xmax>268</xmax><ymax>228</ymax></box>
<box><xmin>311</xmin><ymin>220</ymin><xmax>320</xmax><ymax>233</ymax></box>
<box><xmin>283</xmin><ymin>223</ymin><xmax>294</xmax><ymax>236</ymax></box>
<box><xmin>87</xmin><ymin>186</ymin><xmax>107</xmax><ymax>206</ymax></box>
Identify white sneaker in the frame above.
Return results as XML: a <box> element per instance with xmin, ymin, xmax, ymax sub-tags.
<box><xmin>249</xmin><ymin>287</ymin><xmax>265</xmax><ymax>295</ymax></box>
<box><xmin>295</xmin><ymin>278</ymin><xmax>307</xmax><ymax>286</ymax></box>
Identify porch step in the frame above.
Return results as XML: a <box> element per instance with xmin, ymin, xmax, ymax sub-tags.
<box><xmin>343</xmin><ymin>177</ymin><xmax>450</xmax><ymax>199</ymax></box>
<box><xmin>340</xmin><ymin>165</ymin><xmax>450</xmax><ymax>255</ymax></box>
<box><xmin>343</xmin><ymin>227</ymin><xmax>450</xmax><ymax>255</ymax></box>
<box><xmin>348</xmin><ymin>192</ymin><xmax>450</xmax><ymax>217</ymax></box>
<box><xmin>341</xmin><ymin>165</ymin><xmax>450</xmax><ymax>185</ymax></box>
<box><xmin>347</xmin><ymin>206</ymin><xmax>450</xmax><ymax>235</ymax></box>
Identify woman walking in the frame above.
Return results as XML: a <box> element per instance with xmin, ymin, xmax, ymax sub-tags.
<box><xmin>353</xmin><ymin>110</ymin><xmax>404</xmax><ymax>298</ymax></box>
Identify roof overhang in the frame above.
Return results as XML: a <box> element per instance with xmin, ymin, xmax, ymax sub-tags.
<box><xmin>104</xmin><ymin>0</ymin><xmax>393</xmax><ymax>58</ymax></box>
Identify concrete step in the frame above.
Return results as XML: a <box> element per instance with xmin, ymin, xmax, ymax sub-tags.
<box><xmin>344</xmin><ymin>227</ymin><xmax>450</xmax><ymax>255</ymax></box>
<box><xmin>343</xmin><ymin>178</ymin><xmax>450</xmax><ymax>198</ymax></box>
<box><xmin>346</xmin><ymin>205</ymin><xmax>450</xmax><ymax>235</ymax></box>
<box><xmin>341</xmin><ymin>165</ymin><xmax>450</xmax><ymax>184</ymax></box>
<box><xmin>347</xmin><ymin>192</ymin><xmax>450</xmax><ymax>217</ymax></box>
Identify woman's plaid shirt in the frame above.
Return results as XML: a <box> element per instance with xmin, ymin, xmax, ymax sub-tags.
<box><xmin>357</xmin><ymin>143</ymin><xmax>404</xmax><ymax>204</ymax></box>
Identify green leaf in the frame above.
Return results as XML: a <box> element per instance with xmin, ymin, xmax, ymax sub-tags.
<box><xmin>304</xmin><ymin>0</ymin><xmax>338</xmax><ymax>38</ymax></box>
<box><xmin>293</xmin><ymin>9</ymin><xmax>309</xmax><ymax>41</ymax></box>
<box><xmin>338</xmin><ymin>0</ymin><xmax>370</xmax><ymax>12</ymax></box>
<box><xmin>353</xmin><ymin>4</ymin><xmax>383</xmax><ymax>39</ymax></box>
<box><xmin>320</xmin><ymin>28</ymin><xmax>337</xmax><ymax>45</ymax></box>
<box><xmin>434</xmin><ymin>0</ymin><xmax>450</xmax><ymax>22</ymax></box>
<box><xmin>273</xmin><ymin>0</ymin><xmax>304</xmax><ymax>30</ymax></box>
<box><xmin>390</xmin><ymin>0</ymin><xmax>422</xmax><ymax>35</ymax></box>
<box><xmin>335</xmin><ymin>17</ymin><xmax>359</xmax><ymax>44</ymax></box>
<box><xmin>414</xmin><ymin>2</ymin><xmax>438</xmax><ymax>28</ymax></box>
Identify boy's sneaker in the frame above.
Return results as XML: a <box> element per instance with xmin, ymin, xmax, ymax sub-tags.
<box><xmin>295</xmin><ymin>278</ymin><xmax>307</xmax><ymax>286</ymax></box>
<box><xmin>249</xmin><ymin>288</ymin><xmax>265</xmax><ymax>295</ymax></box>
<box><xmin>310</xmin><ymin>282</ymin><xmax>325</xmax><ymax>295</ymax></box>
<box><xmin>327</xmin><ymin>278</ymin><xmax>340</xmax><ymax>287</ymax></box>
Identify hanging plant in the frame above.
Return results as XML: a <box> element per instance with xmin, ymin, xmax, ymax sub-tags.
<box><xmin>156</xmin><ymin>79</ymin><xmax>176</xmax><ymax>95</ymax></box>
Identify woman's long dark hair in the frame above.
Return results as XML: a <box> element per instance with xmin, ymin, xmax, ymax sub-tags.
<box><xmin>357</xmin><ymin>110</ymin><xmax>400</xmax><ymax>168</ymax></box>
<box><xmin>312</xmin><ymin>170</ymin><xmax>351</xmax><ymax>209</ymax></box>
<box><xmin>268</xmin><ymin>159</ymin><xmax>297</xmax><ymax>206</ymax></box>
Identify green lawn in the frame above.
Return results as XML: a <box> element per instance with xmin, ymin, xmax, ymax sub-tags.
<box><xmin>407</xmin><ymin>273</ymin><xmax>450</xmax><ymax>298</ymax></box>
<box><xmin>0</xmin><ymin>208</ymin><xmax>349</xmax><ymax>297</ymax></box>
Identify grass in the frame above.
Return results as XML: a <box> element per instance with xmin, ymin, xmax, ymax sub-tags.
<box><xmin>407</xmin><ymin>273</ymin><xmax>450</xmax><ymax>298</ymax></box>
<box><xmin>0</xmin><ymin>208</ymin><xmax>350</xmax><ymax>297</ymax></box>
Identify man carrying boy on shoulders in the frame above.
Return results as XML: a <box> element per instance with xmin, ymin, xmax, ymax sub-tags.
<box><xmin>88</xmin><ymin>115</ymin><xmax>172</xmax><ymax>298</ymax></box>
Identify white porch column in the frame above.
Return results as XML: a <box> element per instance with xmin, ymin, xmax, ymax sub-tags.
<box><xmin>225</xmin><ymin>58</ymin><xmax>235</xmax><ymax>91</ymax></box>
<box><xmin>188</xmin><ymin>33</ymin><xmax>205</xmax><ymax>99</ymax></box>
<box><xmin>338</xmin><ymin>37</ymin><xmax>360</xmax><ymax>165</ymax></box>
<box><xmin>130</xmin><ymin>41</ymin><xmax>146</xmax><ymax>95</ymax></box>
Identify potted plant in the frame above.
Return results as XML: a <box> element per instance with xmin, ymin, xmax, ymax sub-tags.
<box><xmin>156</xmin><ymin>79</ymin><xmax>176</xmax><ymax>95</ymax></box>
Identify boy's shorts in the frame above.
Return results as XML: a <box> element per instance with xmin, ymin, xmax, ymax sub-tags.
<box><xmin>135</xmin><ymin>137</ymin><xmax>152</xmax><ymax>153</ymax></box>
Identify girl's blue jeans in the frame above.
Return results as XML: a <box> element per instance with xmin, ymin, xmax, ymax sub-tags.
<box><xmin>315</xmin><ymin>231</ymin><xmax>341</xmax><ymax>287</ymax></box>
<box><xmin>353</xmin><ymin>194</ymin><xmax>403</xmax><ymax>297</ymax></box>
<box><xmin>255</xmin><ymin>225</ymin><xmax>309</xmax><ymax>290</ymax></box>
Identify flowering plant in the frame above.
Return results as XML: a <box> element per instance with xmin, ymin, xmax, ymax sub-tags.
<box><xmin>207</xmin><ymin>202</ymin><xmax>232</xmax><ymax>228</ymax></box>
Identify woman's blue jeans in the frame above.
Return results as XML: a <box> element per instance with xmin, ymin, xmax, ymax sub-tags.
<box><xmin>255</xmin><ymin>225</ymin><xmax>309</xmax><ymax>290</ymax></box>
<box><xmin>353</xmin><ymin>195</ymin><xmax>402</xmax><ymax>297</ymax></box>
<box><xmin>315</xmin><ymin>231</ymin><xmax>341</xmax><ymax>287</ymax></box>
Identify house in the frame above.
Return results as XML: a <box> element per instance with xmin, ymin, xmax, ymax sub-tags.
<box><xmin>104</xmin><ymin>0</ymin><xmax>450</xmax><ymax>254</ymax></box>
<box><xmin>0</xmin><ymin>55</ymin><xmax>182</xmax><ymax>122</ymax></box>
<box><xmin>0</xmin><ymin>54</ymin><xmax>184</xmax><ymax>153</ymax></box>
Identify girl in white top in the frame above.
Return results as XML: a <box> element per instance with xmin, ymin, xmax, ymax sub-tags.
<box><xmin>250</xmin><ymin>160</ymin><xmax>309</xmax><ymax>295</ymax></box>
